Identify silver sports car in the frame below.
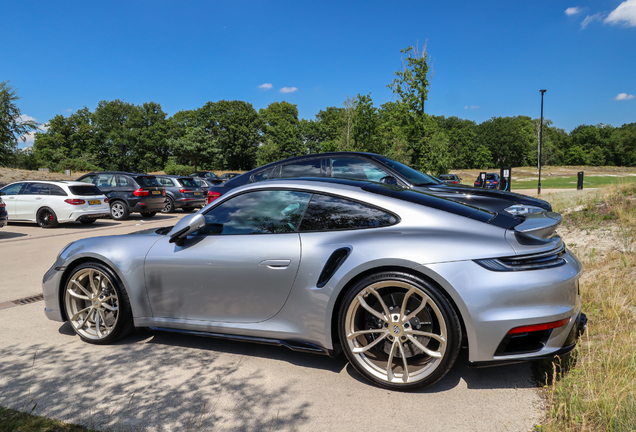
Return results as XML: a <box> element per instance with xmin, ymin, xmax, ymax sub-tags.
<box><xmin>43</xmin><ymin>178</ymin><xmax>585</xmax><ymax>390</ymax></box>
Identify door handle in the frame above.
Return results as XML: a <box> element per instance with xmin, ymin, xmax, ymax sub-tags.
<box><xmin>259</xmin><ymin>259</ymin><xmax>291</xmax><ymax>269</ymax></box>
<box><xmin>36</xmin><ymin>197</ymin><xmax>42</xmax><ymax>200</ymax></box>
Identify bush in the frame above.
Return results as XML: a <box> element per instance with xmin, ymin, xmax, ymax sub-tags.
<box><xmin>164</xmin><ymin>162</ymin><xmax>194</xmax><ymax>176</ymax></box>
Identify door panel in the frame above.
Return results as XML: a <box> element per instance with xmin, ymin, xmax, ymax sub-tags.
<box><xmin>15</xmin><ymin>183</ymin><xmax>49</xmax><ymax>220</ymax></box>
<box><xmin>145</xmin><ymin>233</ymin><xmax>301</xmax><ymax>322</ymax></box>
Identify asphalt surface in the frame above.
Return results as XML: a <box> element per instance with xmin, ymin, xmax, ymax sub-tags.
<box><xmin>0</xmin><ymin>213</ymin><xmax>542</xmax><ymax>431</ymax></box>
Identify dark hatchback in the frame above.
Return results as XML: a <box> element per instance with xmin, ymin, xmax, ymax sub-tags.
<box><xmin>190</xmin><ymin>171</ymin><xmax>224</xmax><ymax>185</ymax></box>
<box><xmin>77</xmin><ymin>172</ymin><xmax>166</xmax><ymax>220</ymax></box>
<box><xmin>208</xmin><ymin>152</ymin><xmax>551</xmax><ymax>216</ymax></box>
<box><xmin>474</xmin><ymin>173</ymin><xmax>501</xmax><ymax>189</ymax></box>
<box><xmin>155</xmin><ymin>175</ymin><xmax>206</xmax><ymax>213</ymax></box>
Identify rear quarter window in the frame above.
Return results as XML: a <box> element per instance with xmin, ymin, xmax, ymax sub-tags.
<box><xmin>135</xmin><ymin>176</ymin><xmax>162</xmax><ymax>187</ymax></box>
<box><xmin>299</xmin><ymin>194</ymin><xmax>397</xmax><ymax>231</ymax></box>
<box><xmin>179</xmin><ymin>178</ymin><xmax>199</xmax><ymax>187</ymax></box>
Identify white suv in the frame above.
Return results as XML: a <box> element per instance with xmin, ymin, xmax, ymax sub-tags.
<box><xmin>0</xmin><ymin>181</ymin><xmax>110</xmax><ymax>228</ymax></box>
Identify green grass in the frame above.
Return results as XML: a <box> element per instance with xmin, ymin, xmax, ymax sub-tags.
<box><xmin>512</xmin><ymin>175</ymin><xmax>636</xmax><ymax>190</ymax></box>
<box><xmin>0</xmin><ymin>406</ymin><xmax>94</xmax><ymax>432</ymax></box>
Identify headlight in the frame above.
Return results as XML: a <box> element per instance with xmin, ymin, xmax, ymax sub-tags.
<box><xmin>504</xmin><ymin>204</ymin><xmax>546</xmax><ymax>216</ymax></box>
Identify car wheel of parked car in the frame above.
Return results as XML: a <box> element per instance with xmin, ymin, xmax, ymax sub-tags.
<box><xmin>339</xmin><ymin>271</ymin><xmax>461</xmax><ymax>390</ymax></box>
<box><xmin>36</xmin><ymin>207</ymin><xmax>59</xmax><ymax>228</ymax></box>
<box><xmin>110</xmin><ymin>201</ymin><xmax>129</xmax><ymax>220</ymax></box>
<box><xmin>161</xmin><ymin>197</ymin><xmax>174</xmax><ymax>213</ymax></box>
<box><xmin>80</xmin><ymin>218</ymin><xmax>97</xmax><ymax>225</ymax></box>
<box><xmin>140</xmin><ymin>212</ymin><xmax>156</xmax><ymax>218</ymax></box>
<box><xmin>181</xmin><ymin>207</ymin><xmax>196</xmax><ymax>213</ymax></box>
<box><xmin>63</xmin><ymin>262</ymin><xmax>134</xmax><ymax>344</ymax></box>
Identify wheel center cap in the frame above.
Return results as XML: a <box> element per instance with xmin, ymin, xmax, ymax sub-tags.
<box><xmin>391</xmin><ymin>324</ymin><xmax>402</xmax><ymax>336</ymax></box>
<box><xmin>93</xmin><ymin>299</ymin><xmax>100</xmax><ymax>307</ymax></box>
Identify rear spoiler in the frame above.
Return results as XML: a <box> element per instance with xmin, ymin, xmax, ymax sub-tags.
<box><xmin>513</xmin><ymin>211</ymin><xmax>562</xmax><ymax>239</ymax></box>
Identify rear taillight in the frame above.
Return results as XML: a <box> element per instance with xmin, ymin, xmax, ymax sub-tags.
<box><xmin>207</xmin><ymin>191</ymin><xmax>220</xmax><ymax>204</ymax></box>
<box><xmin>133</xmin><ymin>188</ymin><xmax>149</xmax><ymax>197</ymax></box>
<box><xmin>0</xmin><ymin>202</ymin><xmax>5</xmax><ymax>208</ymax></box>
<box><xmin>180</xmin><ymin>189</ymin><xmax>193</xmax><ymax>193</ymax></box>
<box><xmin>64</xmin><ymin>199</ymin><xmax>86</xmax><ymax>205</ymax></box>
<box><xmin>104</xmin><ymin>198</ymin><xmax>109</xmax><ymax>203</ymax></box>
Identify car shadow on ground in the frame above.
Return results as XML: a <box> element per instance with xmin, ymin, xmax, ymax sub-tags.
<box><xmin>0</xmin><ymin>231</ymin><xmax>28</xmax><ymax>239</ymax></box>
<box><xmin>58</xmin><ymin>323</ymin><xmax>537</xmax><ymax>392</ymax></box>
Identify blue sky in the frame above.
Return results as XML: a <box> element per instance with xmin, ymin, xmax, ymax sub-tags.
<box><xmin>2</xmin><ymin>0</ymin><xmax>635</xmax><ymax>147</ymax></box>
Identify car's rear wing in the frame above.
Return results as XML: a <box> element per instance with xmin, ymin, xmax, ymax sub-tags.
<box><xmin>513</xmin><ymin>211</ymin><xmax>562</xmax><ymax>240</ymax></box>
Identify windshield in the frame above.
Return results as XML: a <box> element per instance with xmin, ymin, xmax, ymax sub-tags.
<box><xmin>372</xmin><ymin>156</ymin><xmax>442</xmax><ymax>186</ymax></box>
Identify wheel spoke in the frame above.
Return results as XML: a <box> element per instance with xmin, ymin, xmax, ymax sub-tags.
<box><xmin>368</xmin><ymin>288</ymin><xmax>391</xmax><ymax>321</ymax></box>
<box><xmin>399</xmin><ymin>287</ymin><xmax>416</xmax><ymax>319</ymax></box>
<box><xmin>76</xmin><ymin>308</ymin><xmax>95</xmax><ymax>330</ymax></box>
<box><xmin>67</xmin><ymin>288</ymin><xmax>89</xmax><ymax>301</ymax></box>
<box><xmin>402</xmin><ymin>298</ymin><xmax>427</xmax><ymax>323</ymax></box>
<box><xmin>386</xmin><ymin>340</ymin><xmax>398</xmax><ymax>382</ymax></box>
<box><xmin>356</xmin><ymin>294</ymin><xmax>387</xmax><ymax>322</ymax></box>
<box><xmin>88</xmin><ymin>270</ymin><xmax>98</xmax><ymax>294</ymax></box>
<box><xmin>397</xmin><ymin>342</ymin><xmax>410</xmax><ymax>383</ymax></box>
<box><xmin>406</xmin><ymin>334</ymin><xmax>442</xmax><ymax>358</ymax></box>
<box><xmin>352</xmin><ymin>333</ymin><xmax>389</xmax><ymax>353</ymax></box>
<box><xmin>95</xmin><ymin>308</ymin><xmax>102</xmax><ymax>338</ymax></box>
<box><xmin>71</xmin><ymin>280</ymin><xmax>92</xmax><ymax>298</ymax></box>
<box><xmin>100</xmin><ymin>302</ymin><xmax>118</xmax><ymax>311</ymax></box>
<box><xmin>98</xmin><ymin>309</ymin><xmax>110</xmax><ymax>334</ymax></box>
<box><xmin>71</xmin><ymin>306</ymin><xmax>92</xmax><ymax>323</ymax></box>
<box><xmin>407</xmin><ymin>329</ymin><xmax>446</xmax><ymax>343</ymax></box>
<box><xmin>347</xmin><ymin>328</ymin><xmax>388</xmax><ymax>340</ymax></box>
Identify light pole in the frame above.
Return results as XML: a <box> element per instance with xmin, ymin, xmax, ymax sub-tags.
<box><xmin>538</xmin><ymin>89</ymin><xmax>546</xmax><ymax>195</ymax></box>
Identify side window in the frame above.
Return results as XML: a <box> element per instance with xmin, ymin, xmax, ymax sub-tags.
<box><xmin>280</xmin><ymin>159</ymin><xmax>322</xmax><ymax>179</ymax></box>
<box><xmin>23</xmin><ymin>183</ymin><xmax>47</xmax><ymax>195</ymax></box>
<box><xmin>117</xmin><ymin>175</ymin><xmax>132</xmax><ymax>187</ymax></box>
<box><xmin>299</xmin><ymin>194</ymin><xmax>397</xmax><ymax>232</ymax></box>
<box><xmin>201</xmin><ymin>190</ymin><xmax>313</xmax><ymax>235</ymax></box>
<box><xmin>253</xmin><ymin>168</ymin><xmax>274</xmax><ymax>182</ymax></box>
<box><xmin>78</xmin><ymin>175</ymin><xmax>95</xmax><ymax>184</ymax></box>
<box><xmin>1</xmin><ymin>183</ymin><xmax>26</xmax><ymax>195</ymax></box>
<box><xmin>96</xmin><ymin>174</ymin><xmax>115</xmax><ymax>187</ymax></box>
<box><xmin>49</xmin><ymin>185</ymin><xmax>67</xmax><ymax>196</ymax></box>
<box><xmin>330</xmin><ymin>158</ymin><xmax>389</xmax><ymax>182</ymax></box>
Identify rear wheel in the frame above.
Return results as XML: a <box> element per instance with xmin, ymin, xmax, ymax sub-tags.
<box><xmin>339</xmin><ymin>271</ymin><xmax>461</xmax><ymax>390</ymax></box>
<box><xmin>36</xmin><ymin>208</ymin><xmax>59</xmax><ymax>228</ymax></box>
<box><xmin>140</xmin><ymin>212</ymin><xmax>156</xmax><ymax>218</ymax></box>
<box><xmin>110</xmin><ymin>201</ymin><xmax>129</xmax><ymax>220</ymax></box>
<box><xmin>63</xmin><ymin>262</ymin><xmax>134</xmax><ymax>344</ymax></box>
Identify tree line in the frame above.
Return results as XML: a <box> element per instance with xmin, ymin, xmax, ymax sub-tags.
<box><xmin>2</xmin><ymin>45</ymin><xmax>635</xmax><ymax>176</ymax></box>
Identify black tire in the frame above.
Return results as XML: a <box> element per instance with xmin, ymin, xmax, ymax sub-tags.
<box><xmin>36</xmin><ymin>207</ymin><xmax>59</xmax><ymax>228</ymax></box>
<box><xmin>110</xmin><ymin>201</ymin><xmax>130</xmax><ymax>220</ymax></box>
<box><xmin>181</xmin><ymin>207</ymin><xmax>196</xmax><ymax>213</ymax></box>
<box><xmin>63</xmin><ymin>262</ymin><xmax>134</xmax><ymax>345</ymax></box>
<box><xmin>140</xmin><ymin>212</ymin><xmax>156</xmax><ymax>218</ymax></box>
<box><xmin>338</xmin><ymin>271</ymin><xmax>461</xmax><ymax>391</ymax></box>
<box><xmin>161</xmin><ymin>197</ymin><xmax>175</xmax><ymax>213</ymax></box>
<box><xmin>80</xmin><ymin>218</ymin><xmax>97</xmax><ymax>225</ymax></box>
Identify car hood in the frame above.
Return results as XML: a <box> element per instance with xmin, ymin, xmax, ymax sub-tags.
<box><xmin>416</xmin><ymin>184</ymin><xmax>552</xmax><ymax>213</ymax></box>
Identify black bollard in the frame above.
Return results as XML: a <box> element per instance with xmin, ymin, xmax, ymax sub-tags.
<box><xmin>577</xmin><ymin>171</ymin><xmax>584</xmax><ymax>190</ymax></box>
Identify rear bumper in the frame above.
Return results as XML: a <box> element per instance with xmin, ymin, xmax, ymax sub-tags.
<box><xmin>174</xmin><ymin>198</ymin><xmax>206</xmax><ymax>209</ymax></box>
<box><xmin>130</xmin><ymin>200</ymin><xmax>166</xmax><ymax>213</ymax></box>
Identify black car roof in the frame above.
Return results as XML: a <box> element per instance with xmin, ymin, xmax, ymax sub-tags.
<box><xmin>83</xmin><ymin>171</ymin><xmax>154</xmax><ymax>176</ymax></box>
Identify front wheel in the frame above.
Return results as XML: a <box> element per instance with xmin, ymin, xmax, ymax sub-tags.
<box><xmin>37</xmin><ymin>208</ymin><xmax>59</xmax><ymax>228</ymax></box>
<box><xmin>63</xmin><ymin>262</ymin><xmax>134</xmax><ymax>344</ymax></box>
<box><xmin>338</xmin><ymin>272</ymin><xmax>461</xmax><ymax>390</ymax></box>
<box><xmin>110</xmin><ymin>201</ymin><xmax>130</xmax><ymax>220</ymax></box>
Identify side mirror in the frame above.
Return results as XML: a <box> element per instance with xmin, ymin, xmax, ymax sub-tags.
<box><xmin>169</xmin><ymin>213</ymin><xmax>206</xmax><ymax>246</ymax></box>
<box><xmin>379</xmin><ymin>176</ymin><xmax>399</xmax><ymax>186</ymax></box>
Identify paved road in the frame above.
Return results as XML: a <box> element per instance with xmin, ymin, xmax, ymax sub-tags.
<box><xmin>0</xmin><ymin>214</ymin><xmax>542</xmax><ymax>431</ymax></box>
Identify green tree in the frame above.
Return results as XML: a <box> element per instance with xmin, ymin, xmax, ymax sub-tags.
<box><xmin>612</xmin><ymin>123</ymin><xmax>636</xmax><ymax>166</ymax></box>
<box><xmin>421</xmin><ymin>131</ymin><xmax>452</xmax><ymax>177</ymax></box>
<box><xmin>0</xmin><ymin>81</ymin><xmax>39</xmax><ymax>165</ymax></box>
<box><xmin>259</xmin><ymin>101</ymin><xmax>303</xmax><ymax>162</ymax></box>
<box><xmin>167</xmin><ymin>126</ymin><xmax>215</xmax><ymax>171</ymax></box>
<box><xmin>565</xmin><ymin>145</ymin><xmax>589</xmax><ymax>165</ymax></box>
<box><xmin>477</xmin><ymin>116</ymin><xmax>535</xmax><ymax>167</ymax></box>
<box><xmin>351</xmin><ymin>93</ymin><xmax>380</xmax><ymax>153</ymax></box>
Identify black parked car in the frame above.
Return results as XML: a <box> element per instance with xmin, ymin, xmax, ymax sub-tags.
<box><xmin>208</xmin><ymin>152</ymin><xmax>550</xmax><ymax>216</ymax></box>
<box><xmin>190</xmin><ymin>171</ymin><xmax>224</xmax><ymax>185</ymax></box>
<box><xmin>76</xmin><ymin>172</ymin><xmax>166</xmax><ymax>220</ymax></box>
<box><xmin>155</xmin><ymin>175</ymin><xmax>207</xmax><ymax>213</ymax></box>
<box><xmin>438</xmin><ymin>174</ymin><xmax>462</xmax><ymax>185</ymax></box>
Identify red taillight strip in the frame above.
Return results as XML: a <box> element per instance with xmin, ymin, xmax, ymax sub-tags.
<box><xmin>507</xmin><ymin>318</ymin><xmax>570</xmax><ymax>334</ymax></box>
<box><xmin>207</xmin><ymin>191</ymin><xmax>221</xmax><ymax>204</ymax></box>
<box><xmin>64</xmin><ymin>199</ymin><xmax>86</xmax><ymax>205</ymax></box>
<box><xmin>133</xmin><ymin>188</ymin><xmax>149</xmax><ymax>197</ymax></box>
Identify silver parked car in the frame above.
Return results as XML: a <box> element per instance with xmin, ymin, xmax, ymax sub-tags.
<box><xmin>43</xmin><ymin>178</ymin><xmax>585</xmax><ymax>390</ymax></box>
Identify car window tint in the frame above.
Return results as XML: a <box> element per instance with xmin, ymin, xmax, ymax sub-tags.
<box><xmin>135</xmin><ymin>176</ymin><xmax>161</xmax><ymax>187</ymax></box>
<box><xmin>486</xmin><ymin>174</ymin><xmax>498</xmax><ymax>180</ymax></box>
<box><xmin>1</xmin><ymin>183</ymin><xmax>25</xmax><ymax>195</ymax></box>
<box><xmin>78</xmin><ymin>175</ymin><xmax>95</xmax><ymax>184</ymax></box>
<box><xmin>372</xmin><ymin>156</ymin><xmax>442</xmax><ymax>186</ymax></box>
<box><xmin>201</xmin><ymin>190</ymin><xmax>312</xmax><ymax>235</ymax></box>
<box><xmin>299</xmin><ymin>194</ymin><xmax>397</xmax><ymax>232</ymax></box>
<box><xmin>253</xmin><ymin>168</ymin><xmax>274</xmax><ymax>182</ymax></box>
<box><xmin>204</xmin><ymin>172</ymin><xmax>218</xmax><ymax>179</ymax></box>
<box><xmin>69</xmin><ymin>185</ymin><xmax>102</xmax><ymax>196</ymax></box>
<box><xmin>117</xmin><ymin>175</ymin><xmax>132</xmax><ymax>187</ymax></box>
<box><xmin>179</xmin><ymin>178</ymin><xmax>198</xmax><ymax>187</ymax></box>
<box><xmin>194</xmin><ymin>179</ymin><xmax>208</xmax><ymax>187</ymax></box>
<box><xmin>24</xmin><ymin>183</ymin><xmax>47</xmax><ymax>195</ymax></box>
<box><xmin>49</xmin><ymin>185</ymin><xmax>67</xmax><ymax>196</ymax></box>
<box><xmin>330</xmin><ymin>158</ymin><xmax>388</xmax><ymax>182</ymax></box>
<box><xmin>96</xmin><ymin>174</ymin><xmax>115</xmax><ymax>187</ymax></box>
<box><xmin>439</xmin><ymin>175</ymin><xmax>452</xmax><ymax>180</ymax></box>
<box><xmin>280</xmin><ymin>160</ymin><xmax>322</xmax><ymax>178</ymax></box>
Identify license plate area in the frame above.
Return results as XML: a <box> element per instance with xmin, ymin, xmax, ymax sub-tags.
<box><xmin>89</xmin><ymin>200</ymin><xmax>101</xmax><ymax>205</ymax></box>
<box><xmin>152</xmin><ymin>190</ymin><xmax>161</xmax><ymax>195</ymax></box>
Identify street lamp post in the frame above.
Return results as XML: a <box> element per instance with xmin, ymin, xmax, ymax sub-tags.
<box><xmin>538</xmin><ymin>89</ymin><xmax>547</xmax><ymax>195</ymax></box>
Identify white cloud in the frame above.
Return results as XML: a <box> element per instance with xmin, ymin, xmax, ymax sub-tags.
<box><xmin>17</xmin><ymin>115</ymin><xmax>47</xmax><ymax>145</ymax></box>
<box><xmin>614</xmin><ymin>93</ymin><xmax>635</xmax><ymax>100</ymax></box>
<box><xmin>605</xmin><ymin>0</ymin><xmax>636</xmax><ymax>26</ymax></box>
<box><xmin>464</xmin><ymin>105</ymin><xmax>480</xmax><ymax>110</ymax></box>
<box><xmin>565</xmin><ymin>7</ymin><xmax>582</xmax><ymax>15</ymax></box>
<box><xmin>280</xmin><ymin>87</ymin><xmax>298</xmax><ymax>93</ymax></box>
<box><xmin>581</xmin><ymin>13</ymin><xmax>603</xmax><ymax>28</ymax></box>
<box><xmin>64</xmin><ymin>108</ymin><xmax>73</xmax><ymax>112</ymax></box>
<box><xmin>18</xmin><ymin>114</ymin><xmax>37</xmax><ymax>123</ymax></box>
<box><xmin>258</xmin><ymin>83</ymin><xmax>273</xmax><ymax>90</ymax></box>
